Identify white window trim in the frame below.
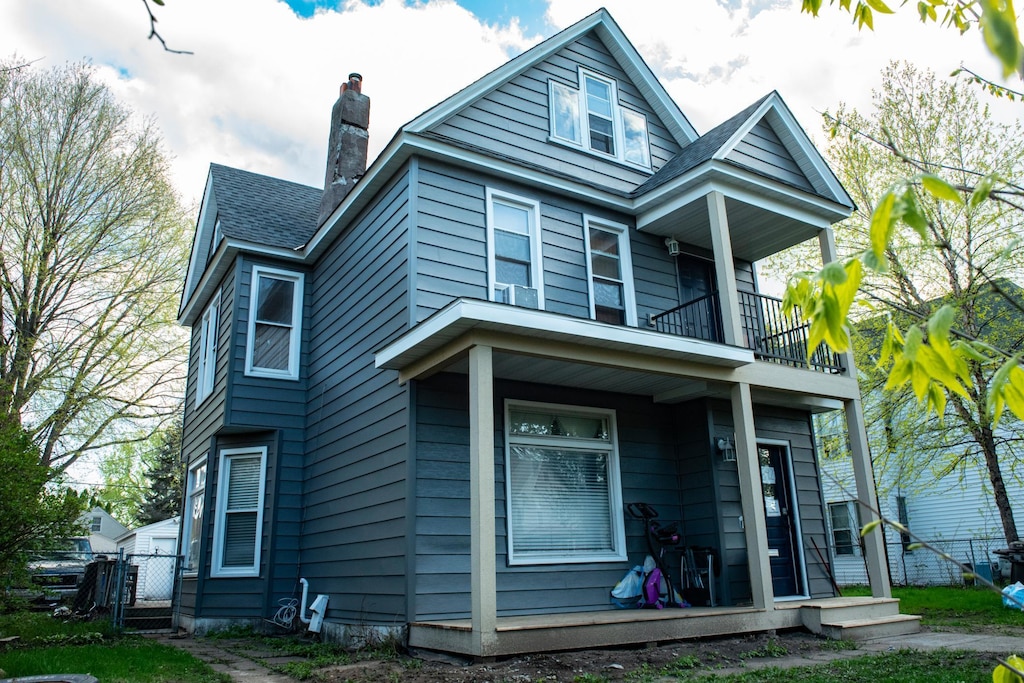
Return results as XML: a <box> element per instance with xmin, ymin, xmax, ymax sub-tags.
<box><xmin>583</xmin><ymin>217</ymin><xmax>638</xmax><ymax>327</ymax></box>
<box><xmin>503</xmin><ymin>399</ymin><xmax>627</xmax><ymax>565</ymax></box>
<box><xmin>212</xmin><ymin>447</ymin><xmax>267</xmax><ymax>578</ymax></box>
<box><xmin>182</xmin><ymin>455</ymin><xmax>208</xmax><ymax>575</ymax></box>
<box><xmin>245</xmin><ymin>265</ymin><xmax>303</xmax><ymax>380</ymax></box>
<box><xmin>828</xmin><ymin>500</ymin><xmax>862</xmax><ymax>557</ymax></box>
<box><xmin>195</xmin><ymin>290</ymin><xmax>220</xmax><ymax>406</ymax></box>
<box><xmin>547</xmin><ymin>68</ymin><xmax>652</xmax><ymax>170</ymax></box>
<box><xmin>485</xmin><ymin>188</ymin><xmax>545</xmax><ymax>309</ymax></box>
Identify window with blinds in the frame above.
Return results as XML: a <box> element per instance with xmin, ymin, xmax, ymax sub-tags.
<box><xmin>213</xmin><ymin>447</ymin><xmax>266</xmax><ymax>577</ymax></box>
<box><xmin>245</xmin><ymin>266</ymin><xmax>303</xmax><ymax>380</ymax></box>
<box><xmin>504</xmin><ymin>402</ymin><xmax>626</xmax><ymax>565</ymax></box>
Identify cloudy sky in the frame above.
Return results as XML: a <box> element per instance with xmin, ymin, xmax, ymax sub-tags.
<box><xmin>2</xmin><ymin>0</ymin><xmax>1017</xmax><ymax>209</ymax></box>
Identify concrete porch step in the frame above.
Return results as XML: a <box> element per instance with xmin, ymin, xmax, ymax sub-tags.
<box><xmin>820</xmin><ymin>614</ymin><xmax>922</xmax><ymax>641</ymax></box>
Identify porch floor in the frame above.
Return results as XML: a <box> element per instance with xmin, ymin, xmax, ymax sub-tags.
<box><xmin>408</xmin><ymin>597</ymin><xmax>913</xmax><ymax>658</ymax></box>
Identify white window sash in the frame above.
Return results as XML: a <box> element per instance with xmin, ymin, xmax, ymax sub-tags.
<box><xmin>504</xmin><ymin>400</ymin><xmax>626</xmax><ymax>565</ymax></box>
<box><xmin>245</xmin><ymin>266</ymin><xmax>303</xmax><ymax>380</ymax></box>
<box><xmin>212</xmin><ymin>447</ymin><xmax>267</xmax><ymax>577</ymax></box>
<box><xmin>196</xmin><ymin>291</ymin><xmax>220</xmax><ymax>406</ymax></box>
<box><xmin>182</xmin><ymin>457</ymin><xmax>207</xmax><ymax>574</ymax></box>
<box><xmin>485</xmin><ymin>188</ymin><xmax>544</xmax><ymax>309</ymax></box>
<box><xmin>583</xmin><ymin>217</ymin><xmax>637</xmax><ymax>326</ymax></box>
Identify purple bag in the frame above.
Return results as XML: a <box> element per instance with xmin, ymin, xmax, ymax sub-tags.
<box><xmin>642</xmin><ymin>567</ymin><xmax>664</xmax><ymax>609</ymax></box>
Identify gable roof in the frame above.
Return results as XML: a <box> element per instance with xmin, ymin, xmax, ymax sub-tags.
<box><xmin>404</xmin><ymin>8</ymin><xmax>698</xmax><ymax>146</ymax></box>
<box><xmin>208</xmin><ymin>163</ymin><xmax>321</xmax><ymax>250</ymax></box>
<box><xmin>635</xmin><ymin>91</ymin><xmax>853</xmax><ymax>209</ymax></box>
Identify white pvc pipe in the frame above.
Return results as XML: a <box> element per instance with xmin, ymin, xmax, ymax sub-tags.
<box><xmin>298</xmin><ymin>577</ymin><xmax>311</xmax><ymax>624</ymax></box>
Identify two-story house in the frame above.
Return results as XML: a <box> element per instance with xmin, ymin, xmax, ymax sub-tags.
<box><xmin>176</xmin><ymin>9</ymin><xmax>916</xmax><ymax>657</ymax></box>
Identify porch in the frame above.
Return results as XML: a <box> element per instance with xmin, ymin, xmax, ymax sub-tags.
<box><xmin>408</xmin><ymin>597</ymin><xmax>921</xmax><ymax>657</ymax></box>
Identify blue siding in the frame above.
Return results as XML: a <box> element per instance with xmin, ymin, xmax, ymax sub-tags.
<box><xmin>302</xmin><ymin>168</ymin><xmax>412</xmax><ymax>623</ymax></box>
<box><xmin>432</xmin><ymin>32</ymin><xmax>681</xmax><ymax>194</ymax></box>
<box><xmin>727</xmin><ymin>119</ymin><xmax>813</xmax><ymax>192</ymax></box>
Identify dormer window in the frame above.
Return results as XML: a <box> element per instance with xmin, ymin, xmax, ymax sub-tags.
<box><xmin>549</xmin><ymin>68</ymin><xmax>651</xmax><ymax>169</ymax></box>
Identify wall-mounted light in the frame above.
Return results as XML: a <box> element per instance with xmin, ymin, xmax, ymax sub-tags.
<box><xmin>716</xmin><ymin>437</ymin><xmax>736</xmax><ymax>462</ymax></box>
<box><xmin>664</xmin><ymin>237</ymin><xmax>681</xmax><ymax>256</ymax></box>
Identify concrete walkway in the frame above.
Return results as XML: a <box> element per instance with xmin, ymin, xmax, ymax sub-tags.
<box><xmin>147</xmin><ymin>634</ymin><xmax>299</xmax><ymax>683</ymax></box>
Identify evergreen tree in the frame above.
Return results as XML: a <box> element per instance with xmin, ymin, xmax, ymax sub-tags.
<box><xmin>136</xmin><ymin>418</ymin><xmax>184</xmax><ymax>526</ymax></box>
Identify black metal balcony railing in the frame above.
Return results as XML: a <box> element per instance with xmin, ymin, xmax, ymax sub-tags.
<box><xmin>650</xmin><ymin>291</ymin><xmax>844</xmax><ymax>373</ymax></box>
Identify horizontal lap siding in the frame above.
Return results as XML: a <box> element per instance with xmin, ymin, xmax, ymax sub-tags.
<box><xmin>431</xmin><ymin>33</ymin><xmax>680</xmax><ymax>195</ymax></box>
<box><xmin>303</xmin><ymin>169</ymin><xmax>412</xmax><ymax>623</ymax></box>
<box><xmin>726</xmin><ymin>120</ymin><xmax>813</xmax><ymax>192</ymax></box>
<box><xmin>414</xmin><ymin>374</ymin><xmax>682</xmax><ymax>620</ymax></box>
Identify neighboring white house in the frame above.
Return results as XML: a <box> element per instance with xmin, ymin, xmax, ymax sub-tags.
<box><xmin>117</xmin><ymin>517</ymin><xmax>180</xmax><ymax>601</ymax></box>
<box><xmin>820</xmin><ymin>455</ymin><xmax>1024</xmax><ymax>586</ymax></box>
<box><xmin>80</xmin><ymin>506</ymin><xmax>129</xmax><ymax>554</ymax></box>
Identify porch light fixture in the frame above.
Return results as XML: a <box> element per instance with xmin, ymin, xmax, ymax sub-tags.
<box><xmin>664</xmin><ymin>237</ymin><xmax>680</xmax><ymax>256</ymax></box>
<box><xmin>717</xmin><ymin>437</ymin><xmax>736</xmax><ymax>462</ymax></box>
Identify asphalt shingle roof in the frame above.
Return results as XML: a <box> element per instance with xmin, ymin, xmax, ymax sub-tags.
<box><xmin>633</xmin><ymin>93</ymin><xmax>772</xmax><ymax>197</ymax></box>
<box><xmin>209</xmin><ymin>163</ymin><xmax>322</xmax><ymax>250</ymax></box>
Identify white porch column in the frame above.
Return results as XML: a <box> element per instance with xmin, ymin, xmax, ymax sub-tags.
<box><xmin>708</xmin><ymin>191</ymin><xmax>744</xmax><ymax>348</ymax></box>
<box><xmin>819</xmin><ymin>228</ymin><xmax>891</xmax><ymax>598</ymax></box>
<box><xmin>469</xmin><ymin>345</ymin><xmax>498</xmax><ymax>655</ymax></box>
<box><xmin>732</xmin><ymin>382</ymin><xmax>774</xmax><ymax>610</ymax></box>
<box><xmin>845</xmin><ymin>398</ymin><xmax>892</xmax><ymax>598</ymax></box>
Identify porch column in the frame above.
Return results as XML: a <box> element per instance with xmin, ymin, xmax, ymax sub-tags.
<box><xmin>469</xmin><ymin>345</ymin><xmax>498</xmax><ymax>655</ymax></box>
<box><xmin>845</xmin><ymin>398</ymin><xmax>892</xmax><ymax>598</ymax></box>
<box><xmin>819</xmin><ymin>228</ymin><xmax>891</xmax><ymax>598</ymax></box>
<box><xmin>732</xmin><ymin>382</ymin><xmax>774</xmax><ymax>610</ymax></box>
<box><xmin>707</xmin><ymin>192</ymin><xmax>744</xmax><ymax>347</ymax></box>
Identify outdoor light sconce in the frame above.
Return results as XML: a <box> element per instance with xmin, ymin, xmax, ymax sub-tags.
<box><xmin>664</xmin><ymin>237</ymin><xmax>681</xmax><ymax>256</ymax></box>
<box><xmin>717</xmin><ymin>437</ymin><xmax>736</xmax><ymax>462</ymax></box>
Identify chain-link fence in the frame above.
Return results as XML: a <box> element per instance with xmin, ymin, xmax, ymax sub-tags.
<box><xmin>14</xmin><ymin>549</ymin><xmax>181</xmax><ymax>632</ymax></box>
<box><xmin>830</xmin><ymin>536</ymin><xmax>1008</xmax><ymax>587</ymax></box>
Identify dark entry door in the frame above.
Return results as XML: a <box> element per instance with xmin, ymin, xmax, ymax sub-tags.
<box><xmin>758</xmin><ymin>444</ymin><xmax>802</xmax><ymax>597</ymax></box>
<box><xmin>675</xmin><ymin>255</ymin><xmax>719</xmax><ymax>342</ymax></box>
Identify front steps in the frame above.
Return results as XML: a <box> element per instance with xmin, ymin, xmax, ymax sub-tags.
<box><xmin>797</xmin><ymin>597</ymin><xmax>922</xmax><ymax>641</ymax></box>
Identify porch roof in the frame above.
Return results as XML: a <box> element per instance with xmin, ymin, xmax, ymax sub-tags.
<box><xmin>374</xmin><ymin>298</ymin><xmax>857</xmax><ymax>410</ymax></box>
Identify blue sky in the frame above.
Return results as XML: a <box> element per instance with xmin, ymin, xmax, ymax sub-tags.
<box><xmin>284</xmin><ymin>0</ymin><xmax>553</xmax><ymax>34</ymax></box>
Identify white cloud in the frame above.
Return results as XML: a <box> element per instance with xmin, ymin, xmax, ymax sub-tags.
<box><xmin>0</xmin><ymin>0</ymin><xmax>1017</xmax><ymax>208</ymax></box>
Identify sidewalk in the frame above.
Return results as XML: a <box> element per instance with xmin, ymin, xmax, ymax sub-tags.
<box><xmin>146</xmin><ymin>634</ymin><xmax>299</xmax><ymax>682</ymax></box>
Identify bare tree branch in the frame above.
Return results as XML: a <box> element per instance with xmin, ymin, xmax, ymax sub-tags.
<box><xmin>141</xmin><ymin>0</ymin><xmax>193</xmax><ymax>56</ymax></box>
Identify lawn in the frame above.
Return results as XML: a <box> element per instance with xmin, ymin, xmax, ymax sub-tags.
<box><xmin>842</xmin><ymin>585</ymin><xmax>1024</xmax><ymax>629</ymax></box>
<box><xmin>0</xmin><ymin>612</ymin><xmax>227</xmax><ymax>683</ymax></box>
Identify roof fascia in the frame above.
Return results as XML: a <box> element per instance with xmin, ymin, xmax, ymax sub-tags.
<box><xmin>179</xmin><ymin>171</ymin><xmax>216</xmax><ymax>319</ymax></box>
<box><xmin>713</xmin><ymin>92</ymin><xmax>853</xmax><ymax>208</ymax></box>
<box><xmin>177</xmin><ymin>239</ymin><xmax>305</xmax><ymax>325</ymax></box>
<box><xmin>403</xmin><ymin>9</ymin><xmax>697</xmax><ymax>145</ymax></box>
<box><xmin>635</xmin><ymin>161</ymin><xmax>849</xmax><ymax>231</ymax></box>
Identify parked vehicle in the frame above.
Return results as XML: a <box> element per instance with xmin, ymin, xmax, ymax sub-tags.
<box><xmin>28</xmin><ymin>538</ymin><xmax>97</xmax><ymax>601</ymax></box>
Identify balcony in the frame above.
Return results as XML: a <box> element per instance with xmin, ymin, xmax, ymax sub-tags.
<box><xmin>651</xmin><ymin>291</ymin><xmax>843</xmax><ymax>373</ymax></box>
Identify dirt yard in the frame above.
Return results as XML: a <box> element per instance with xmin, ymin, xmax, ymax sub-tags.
<box><xmin>312</xmin><ymin>630</ymin><xmax>860</xmax><ymax>682</ymax></box>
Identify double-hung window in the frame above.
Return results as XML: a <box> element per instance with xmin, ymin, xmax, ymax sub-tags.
<box><xmin>212</xmin><ymin>447</ymin><xmax>266</xmax><ymax>577</ymax></box>
<box><xmin>549</xmin><ymin>68</ymin><xmax>651</xmax><ymax>169</ymax></box>
<box><xmin>828</xmin><ymin>501</ymin><xmax>862</xmax><ymax>557</ymax></box>
<box><xmin>182</xmin><ymin>458</ymin><xmax>207</xmax><ymax>573</ymax></box>
<box><xmin>504</xmin><ymin>401</ymin><xmax>626</xmax><ymax>565</ymax></box>
<box><xmin>196</xmin><ymin>291</ymin><xmax>220</xmax><ymax>405</ymax></box>
<box><xmin>486</xmin><ymin>189</ymin><xmax>542</xmax><ymax>309</ymax></box>
<box><xmin>584</xmin><ymin>217</ymin><xmax>637</xmax><ymax>326</ymax></box>
<box><xmin>246</xmin><ymin>266</ymin><xmax>303</xmax><ymax>380</ymax></box>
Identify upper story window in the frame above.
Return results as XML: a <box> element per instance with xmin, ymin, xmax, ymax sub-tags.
<box><xmin>245</xmin><ymin>266</ymin><xmax>303</xmax><ymax>380</ymax></box>
<box><xmin>584</xmin><ymin>217</ymin><xmax>637</xmax><ymax>326</ymax></box>
<box><xmin>90</xmin><ymin>516</ymin><xmax>102</xmax><ymax>532</ymax></box>
<box><xmin>212</xmin><ymin>447</ymin><xmax>266</xmax><ymax>577</ymax></box>
<box><xmin>207</xmin><ymin>217</ymin><xmax>223</xmax><ymax>265</ymax></box>
<box><xmin>196</xmin><ymin>291</ymin><xmax>220</xmax><ymax>405</ymax></box>
<box><xmin>182</xmin><ymin>457</ymin><xmax>207</xmax><ymax>574</ymax></box>
<box><xmin>486</xmin><ymin>189</ymin><xmax>543</xmax><ymax>309</ymax></box>
<box><xmin>504</xmin><ymin>401</ymin><xmax>626</xmax><ymax>565</ymax></box>
<box><xmin>549</xmin><ymin>68</ymin><xmax>651</xmax><ymax>169</ymax></box>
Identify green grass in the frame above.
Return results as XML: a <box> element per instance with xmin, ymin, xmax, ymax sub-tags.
<box><xmin>0</xmin><ymin>611</ymin><xmax>228</xmax><ymax>683</ymax></box>
<box><xmin>0</xmin><ymin>640</ymin><xmax>228</xmax><ymax>683</ymax></box>
<box><xmin>666</xmin><ymin>649</ymin><xmax>1000</xmax><ymax>682</ymax></box>
<box><xmin>842</xmin><ymin>585</ymin><xmax>1024</xmax><ymax>628</ymax></box>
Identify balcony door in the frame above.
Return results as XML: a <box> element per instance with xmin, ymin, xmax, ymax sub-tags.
<box><xmin>675</xmin><ymin>255</ymin><xmax>719</xmax><ymax>342</ymax></box>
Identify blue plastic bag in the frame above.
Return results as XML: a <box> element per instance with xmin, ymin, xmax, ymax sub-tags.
<box><xmin>610</xmin><ymin>565</ymin><xmax>643</xmax><ymax>608</ymax></box>
<box><xmin>1002</xmin><ymin>581</ymin><xmax>1024</xmax><ymax>611</ymax></box>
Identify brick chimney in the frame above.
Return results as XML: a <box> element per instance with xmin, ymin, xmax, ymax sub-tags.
<box><xmin>317</xmin><ymin>73</ymin><xmax>370</xmax><ymax>226</ymax></box>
